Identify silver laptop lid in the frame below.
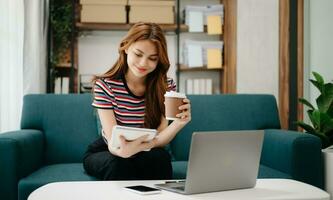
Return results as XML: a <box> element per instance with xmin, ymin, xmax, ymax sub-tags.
<box><xmin>184</xmin><ymin>130</ymin><xmax>264</xmax><ymax>194</ymax></box>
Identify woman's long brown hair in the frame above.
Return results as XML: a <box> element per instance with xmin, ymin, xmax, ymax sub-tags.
<box><xmin>93</xmin><ymin>22</ymin><xmax>170</xmax><ymax>129</ymax></box>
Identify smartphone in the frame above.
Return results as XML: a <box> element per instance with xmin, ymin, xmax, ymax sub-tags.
<box><xmin>124</xmin><ymin>185</ymin><xmax>161</xmax><ymax>195</ymax></box>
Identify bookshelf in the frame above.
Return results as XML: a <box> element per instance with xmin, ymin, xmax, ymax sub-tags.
<box><xmin>47</xmin><ymin>0</ymin><xmax>236</xmax><ymax>94</ymax></box>
<box><xmin>175</xmin><ymin>0</ymin><xmax>232</xmax><ymax>94</ymax></box>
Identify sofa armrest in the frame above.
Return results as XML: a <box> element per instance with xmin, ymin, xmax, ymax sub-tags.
<box><xmin>261</xmin><ymin>129</ymin><xmax>323</xmax><ymax>188</ymax></box>
<box><xmin>0</xmin><ymin>129</ymin><xmax>44</xmax><ymax>200</ymax></box>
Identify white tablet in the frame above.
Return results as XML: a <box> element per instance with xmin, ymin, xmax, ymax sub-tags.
<box><xmin>110</xmin><ymin>125</ymin><xmax>157</xmax><ymax>151</ymax></box>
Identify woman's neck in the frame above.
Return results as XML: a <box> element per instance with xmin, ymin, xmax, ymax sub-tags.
<box><xmin>125</xmin><ymin>71</ymin><xmax>146</xmax><ymax>85</ymax></box>
<box><xmin>125</xmin><ymin>72</ymin><xmax>146</xmax><ymax>96</ymax></box>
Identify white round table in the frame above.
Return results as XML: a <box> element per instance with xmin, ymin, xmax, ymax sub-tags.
<box><xmin>28</xmin><ymin>179</ymin><xmax>330</xmax><ymax>200</ymax></box>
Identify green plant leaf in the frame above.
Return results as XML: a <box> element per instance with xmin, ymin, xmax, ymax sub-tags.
<box><xmin>310</xmin><ymin>79</ymin><xmax>324</xmax><ymax>93</ymax></box>
<box><xmin>321</xmin><ymin>115</ymin><xmax>333</xmax><ymax>135</ymax></box>
<box><xmin>313</xmin><ymin>133</ymin><xmax>331</xmax><ymax>149</ymax></box>
<box><xmin>50</xmin><ymin>1</ymin><xmax>72</xmax><ymax>66</ymax></box>
<box><xmin>317</xmin><ymin>83</ymin><xmax>333</xmax><ymax>113</ymax></box>
<box><xmin>327</xmin><ymin>130</ymin><xmax>333</xmax><ymax>137</ymax></box>
<box><xmin>297</xmin><ymin>123</ymin><xmax>330</xmax><ymax>148</ymax></box>
<box><xmin>324</xmin><ymin>83</ymin><xmax>333</xmax><ymax>95</ymax></box>
<box><xmin>301</xmin><ymin>71</ymin><xmax>333</xmax><ymax>148</ymax></box>
<box><xmin>299</xmin><ymin>98</ymin><xmax>315</xmax><ymax>110</ymax></box>
<box><xmin>307</xmin><ymin>110</ymin><xmax>315</xmax><ymax>128</ymax></box>
<box><xmin>308</xmin><ymin>110</ymin><xmax>320</xmax><ymax>130</ymax></box>
<box><xmin>309</xmin><ymin>79</ymin><xmax>322</xmax><ymax>92</ymax></box>
<box><xmin>328</xmin><ymin>104</ymin><xmax>333</xmax><ymax>118</ymax></box>
<box><xmin>313</xmin><ymin>71</ymin><xmax>324</xmax><ymax>85</ymax></box>
<box><xmin>296</xmin><ymin>121</ymin><xmax>316</xmax><ymax>133</ymax></box>
<box><xmin>317</xmin><ymin>95</ymin><xmax>333</xmax><ymax>113</ymax></box>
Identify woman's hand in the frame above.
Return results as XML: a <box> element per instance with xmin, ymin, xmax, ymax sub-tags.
<box><xmin>108</xmin><ymin>135</ymin><xmax>156</xmax><ymax>158</ymax></box>
<box><xmin>174</xmin><ymin>98</ymin><xmax>191</xmax><ymax>126</ymax></box>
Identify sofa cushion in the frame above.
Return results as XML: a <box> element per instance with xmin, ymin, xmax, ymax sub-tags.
<box><xmin>21</xmin><ymin>94</ymin><xmax>100</xmax><ymax>164</ymax></box>
<box><xmin>18</xmin><ymin>163</ymin><xmax>97</xmax><ymax>200</ymax></box>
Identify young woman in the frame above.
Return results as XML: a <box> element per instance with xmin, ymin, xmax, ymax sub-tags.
<box><xmin>83</xmin><ymin>22</ymin><xmax>191</xmax><ymax>180</ymax></box>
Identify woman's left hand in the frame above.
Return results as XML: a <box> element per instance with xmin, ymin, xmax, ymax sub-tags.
<box><xmin>174</xmin><ymin>98</ymin><xmax>191</xmax><ymax>125</ymax></box>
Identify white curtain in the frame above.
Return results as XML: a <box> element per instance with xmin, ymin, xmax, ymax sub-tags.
<box><xmin>23</xmin><ymin>0</ymin><xmax>49</xmax><ymax>94</ymax></box>
<box><xmin>0</xmin><ymin>0</ymin><xmax>25</xmax><ymax>132</ymax></box>
<box><xmin>0</xmin><ymin>0</ymin><xmax>48</xmax><ymax>132</ymax></box>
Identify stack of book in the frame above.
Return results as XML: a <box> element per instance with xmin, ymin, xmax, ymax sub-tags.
<box><xmin>186</xmin><ymin>78</ymin><xmax>213</xmax><ymax>95</ymax></box>
<box><xmin>54</xmin><ymin>77</ymin><xmax>69</xmax><ymax>94</ymax></box>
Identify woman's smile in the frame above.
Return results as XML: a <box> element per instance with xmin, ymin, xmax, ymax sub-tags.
<box><xmin>136</xmin><ymin>66</ymin><xmax>148</xmax><ymax>73</ymax></box>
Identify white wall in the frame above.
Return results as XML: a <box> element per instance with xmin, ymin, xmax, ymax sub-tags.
<box><xmin>236</xmin><ymin>0</ymin><xmax>279</xmax><ymax>99</ymax></box>
<box><xmin>304</xmin><ymin>0</ymin><xmax>333</xmax><ymax>108</ymax></box>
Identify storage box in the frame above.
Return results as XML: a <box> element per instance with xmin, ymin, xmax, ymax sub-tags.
<box><xmin>80</xmin><ymin>0</ymin><xmax>127</xmax><ymax>23</ymax></box>
<box><xmin>128</xmin><ymin>0</ymin><xmax>175</xmax><ymax>24</ymax></box>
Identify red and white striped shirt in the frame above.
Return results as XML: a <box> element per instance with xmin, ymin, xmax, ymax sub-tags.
<box><xmin>92</xmin><ymin>75</ymin><xmax>176</xmax><ymax>128</ymax></box>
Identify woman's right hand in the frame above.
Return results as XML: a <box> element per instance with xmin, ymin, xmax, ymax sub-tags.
<box><xmin>108</xmin><ymin>134</ymin><xmax>156</xmax><ymax>158</ymax></box>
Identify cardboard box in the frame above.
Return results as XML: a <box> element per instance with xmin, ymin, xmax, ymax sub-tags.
<box><xmin>128</xmin><ymin>0</ymin><xmax>175</xmax><ymax>24</ymax></box>
<box><xmin>80</xmin><ymin>0</ymin><xmax>127</xmax><ymax>23</ymax></box>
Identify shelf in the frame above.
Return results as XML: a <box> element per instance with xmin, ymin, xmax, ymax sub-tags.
<box><xmin>179</xmin><ymin>65</ymin><xmax>223</xmax><ymax>72</ymax></box>
<box><xmin>76</xmin><ymin>23</ymin><xmax>222</xmax><ymax>34</ymax></box>
<box><xmin>76</xmin><ymin>22</ymin><xmax>188</xmax><ymax>32</ymax></box>
<box><xmin>54</xmin><ymin>65</ymin><xmax>77</xmax><ymax>77</ymax></box>
<box><xmin>179</xmin><ymin>25</ymin><xmax>210</xmax><ymax>33</ymax></box>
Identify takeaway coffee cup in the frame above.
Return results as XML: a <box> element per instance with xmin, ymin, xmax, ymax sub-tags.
<box><xmin>164</xmin><ymin>91</ymin><xmax>187</xmax><ymax>120</ymax></box>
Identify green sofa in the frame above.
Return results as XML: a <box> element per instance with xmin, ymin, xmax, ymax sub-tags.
<box><xmin>0</xmin><ymin>94</ymin><xmax>324</xmax><ymax>200</ymax></box>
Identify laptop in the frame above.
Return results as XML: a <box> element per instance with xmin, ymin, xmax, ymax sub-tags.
<box><xmin>155</xmin><ymin>130</ymin><xmax>264</xmax><ymax>194</ymax></box>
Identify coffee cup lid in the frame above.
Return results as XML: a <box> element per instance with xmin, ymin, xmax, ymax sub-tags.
<box><xmin>164</xmin><ymin>91</ymin><xmax>186</xmax><ymax>98</ymax></box>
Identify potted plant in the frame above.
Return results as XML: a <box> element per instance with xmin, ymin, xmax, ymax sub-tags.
<box><xmin>296</xmin><ymin>71</ymin><xmax>333</xmax><ymax>149</ymax></box>
<box><xmin>50</xmin><ymin>0</ymin><xmax>73</xmax><ymax>66</ymax></box>
<box><xmin>297</xmin><ymin>71</ymin><xmax>333</xmax><ymax>194</ymax></box>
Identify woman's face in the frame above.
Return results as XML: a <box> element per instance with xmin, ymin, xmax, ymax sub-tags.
<box><xmin>125</xmin><ymin>40</ymin><xmax>159</xmax><ymax>79</ymax></box>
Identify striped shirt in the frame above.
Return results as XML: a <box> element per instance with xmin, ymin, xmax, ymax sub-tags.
<box><xmin>92</xmin><ymin>75</ymin><xmax>176</xmax><ymax>128</ymax></box>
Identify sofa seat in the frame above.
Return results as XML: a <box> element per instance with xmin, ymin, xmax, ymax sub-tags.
<box><xmin>171</xmin><ymin>161</ymin><xmax>291</xmax><ymax>180</ymax></box>
<box><xmin>18</xmin><ymin>163</ymin><xmax>97</xmax><ymax>200</ymax></box>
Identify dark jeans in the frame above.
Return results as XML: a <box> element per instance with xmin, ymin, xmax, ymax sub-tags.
<box><xmin>83</xmin><ymin>137</ymin><xmax>173</xmax><ymax>180</ymax></box>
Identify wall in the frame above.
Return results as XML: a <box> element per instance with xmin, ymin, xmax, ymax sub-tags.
<box><xmin>304</xmin><ymin>0</ymin><xmax>333</xmax><ymax>108</ymax></box>
<box><xmin>236</xmin><ymin>0</ymin><xmax>279</xmax><ymax>99</ymax></box>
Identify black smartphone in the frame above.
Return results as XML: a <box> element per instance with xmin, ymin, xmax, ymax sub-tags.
<box><xmin>124</xmin><ymin>185</ymin><xmax>161</xmax><ymax>195</ymax></box>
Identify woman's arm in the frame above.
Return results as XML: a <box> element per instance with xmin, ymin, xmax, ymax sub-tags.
<box><xmin>154</xmin><ymin>98</ymin><xmax>192</xmax><ymax>147</ymax></box>
<box><xmin>97</xmin><ymin>109</ymin><xmax>117</xmax><ymax>142</ymax></box>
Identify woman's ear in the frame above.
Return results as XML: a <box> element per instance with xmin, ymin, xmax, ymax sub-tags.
<box><xmin>125</xmin><ymin>48</ymin><xmax>128</xmax><ymax>54</ymax></box>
